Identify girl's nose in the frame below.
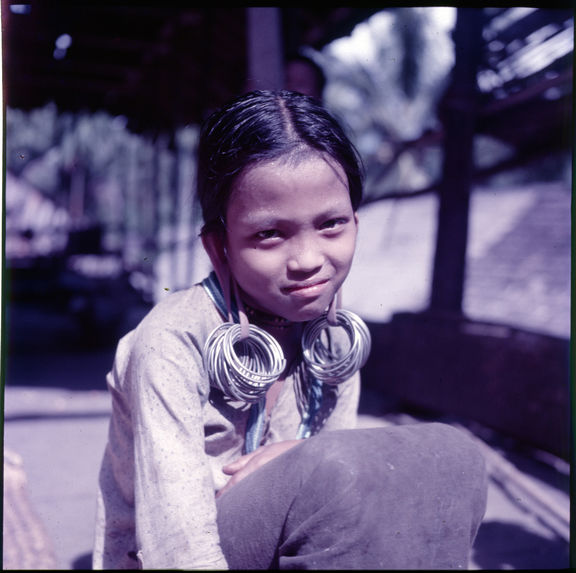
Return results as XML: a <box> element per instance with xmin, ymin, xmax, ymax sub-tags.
<box><xmin>287</xmin><ymin>238</ymin><xmax>324</xmax><ymax>273</ymax></box>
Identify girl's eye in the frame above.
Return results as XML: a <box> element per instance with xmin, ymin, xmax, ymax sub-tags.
<box><xmin>255</xmin><ymin>229</ymin><xmax>280</xmax><ymax>241</ymax></box>
<box><xmin>320</xmin><ymin>218</ymin><xmax>347</xmax><ymax>232</ymax></box>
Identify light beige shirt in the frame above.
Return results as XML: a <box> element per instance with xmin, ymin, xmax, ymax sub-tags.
<box><xmin>92</xmin><ymin>282</ymin><xmax>360</xmax><ymax>570</ymax></box>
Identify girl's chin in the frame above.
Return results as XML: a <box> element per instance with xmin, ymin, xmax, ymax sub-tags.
<box><xmin>282</xmin><ymin>301</ymin><xmax>334</xmax><ymax>323</ymax></box>
<box><xmin>241</xmin><ymin>291</ymin><xmax>336</xmax><ymax>323</ymax></box>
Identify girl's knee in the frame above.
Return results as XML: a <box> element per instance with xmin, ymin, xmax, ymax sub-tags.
<box><xmin>423</xmin><ymin>423</ymin><xmax>487</xmax><ymax>485</ymax></box>
<box><xmin>288</xmin><ymin>430</ymin><xmax>376</xmax><ymax>492</ymax></box>
<box><xmin>300</xmin><ymin>424</ymin><xmax>487</xmax><ymax>498</ymax></box>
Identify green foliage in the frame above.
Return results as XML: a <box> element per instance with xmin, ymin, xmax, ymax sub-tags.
<box><xmin>317</xmin><ymin>7</ymin><xmax>456</xmax><ymax>200</ymax></box>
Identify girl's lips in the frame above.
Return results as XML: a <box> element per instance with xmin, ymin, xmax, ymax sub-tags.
<box><xmin>283</xmin><ymin>280</ymin><xmax>329</xmax><ymax>297</ymax></box>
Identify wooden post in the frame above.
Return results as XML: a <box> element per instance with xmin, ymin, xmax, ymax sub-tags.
<box><xmin>429</xmin><ymin>8</ymin><xmax>485</xmax><ymax>314</ymax></box>
<box><xmin>246</xmin><ymin>7</ymin><xmax>284</xmax><ymax>91</ymax></box>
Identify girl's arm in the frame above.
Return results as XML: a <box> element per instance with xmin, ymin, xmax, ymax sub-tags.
<box><xmin>215</xmin><ymin>364</ymin><xmax>362</xmax><ymax>500</ymax></box>
<box><xmin>95</xmin><ymin>291</ymin><xmax>230</xmax><ymax>570</ymax></box>
<box><xmin>130</xmin><ymin>319</ymin><xmax>228</xmax><ymax>569</ymax></box>
<box><xmin>320</xmin><ymin>370</ymin><xmax>362</xmax><ymax>431</ymax></box>
<box><xmin>216</xmin><ymin>439</ymin><xmax>302</xmax><ymax>498</ymax></box>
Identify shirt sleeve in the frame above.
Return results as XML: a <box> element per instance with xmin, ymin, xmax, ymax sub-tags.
<box><xmin>131</xmin><ymin>309</ymin><xmax>229</xmax><ymax>569</ymax></box>
<box><xmin>96</xmin><ymin>291</ymin><xmax>229</xmax><ymax>570</ymax></box>
<box><xmin>318</xmin><ymin>371</ymin><xmax>361</xmax><ymax>432</ymax></box>
<box><xmin>313</xmin><ymin>322</ymin><xmax>362</xmax><ymax>432</ymax></box>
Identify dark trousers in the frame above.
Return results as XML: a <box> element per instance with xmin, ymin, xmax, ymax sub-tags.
<box><xmin>217</xmin><ymin>423</ymin><xmax>487</xmax><ymax>570</ymax></box>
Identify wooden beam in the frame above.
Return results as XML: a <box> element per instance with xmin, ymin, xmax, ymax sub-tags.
<box><xmin>429</xmin><ymin>8</ymin><xmax>486</xmax><ymax>314</ymax></box>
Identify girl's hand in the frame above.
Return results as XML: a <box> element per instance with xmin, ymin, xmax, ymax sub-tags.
<box><xmin>216</xmin><ymin>439</ymin><xmax>302</xmax><ymax>498</ymax></box>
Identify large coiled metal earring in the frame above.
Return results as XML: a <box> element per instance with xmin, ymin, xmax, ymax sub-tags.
<box><xmin>203</xmin><ymin>277</ymin><xmax>286</xmax><ymax>403</ymax></box>
<box><xmin>203</xmin><ymin>322</ymin><xmax>286</xmax><ymax>402</ymax></box>
<box><xmin>302</xmin><ymin>308</ymin><xmax>372</xmax><ymax>385</ymax></box>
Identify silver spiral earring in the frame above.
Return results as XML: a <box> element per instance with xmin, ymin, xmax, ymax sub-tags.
<box><xmin>203</xmin><ymin>276</ymin><xmax>286</xmax><ymax>403</ymax></box>
<box><xmin>302</xmin><ymin>308</ymin><xmax>372</xmax><ymax>385</ymax></box>
<box><xmin>203</xmin><ymin>322</ymin><xmax>286</xmax><ymax>402</ymax></box>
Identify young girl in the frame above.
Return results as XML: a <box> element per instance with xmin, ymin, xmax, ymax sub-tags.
<box><xmin>93</xmin><ymin>90</ymin><xmax>487</xmax><ymax>570</ymax></box>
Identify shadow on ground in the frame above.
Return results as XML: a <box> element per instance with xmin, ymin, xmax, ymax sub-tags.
<box><xmin>72</xmin><ymin>552</ymin><xmax>93</xmax><ymax>570</ymax></box>
<box><xmin>472</xmin><ymin>521</ymin><xmax>570</xmax><ymax>570</ymax></box>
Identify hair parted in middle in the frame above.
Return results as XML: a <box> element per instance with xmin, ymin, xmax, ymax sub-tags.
<box><xmin>197</xmin><ymin>90</ymin><xmax>364</xmax><ymax>235</ymax></box>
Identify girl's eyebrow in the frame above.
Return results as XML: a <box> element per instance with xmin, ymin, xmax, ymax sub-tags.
<box><xmin>239</xmin><ymin>204</ymin><xmax>353</xmax><ymax>229</ymax></box>
<box><xmin>237</xmin><ymin>211</ymin><xmax>281</xmax><ymax>227</ymax></box>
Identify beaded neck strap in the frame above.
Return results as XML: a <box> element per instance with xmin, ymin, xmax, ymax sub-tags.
<box><xmin>244</xmin><ymin>303</ymin><xmax>293</xmax><ymax>329</ymax></box>
<box><xmin>203</xmin><ymin>271</ymin><xmax>238</xmax><ymax>322</ymax></box>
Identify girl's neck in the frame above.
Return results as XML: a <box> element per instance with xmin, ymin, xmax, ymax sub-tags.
<box><xmin>243</xmin><ymin>302</ymin><xmax>303</xmax><ymax>372</ymax></box>
<box><xmin>243</xmin><ymin>303</ymin><xmax>294</xmax><ymax>330</ymax></box>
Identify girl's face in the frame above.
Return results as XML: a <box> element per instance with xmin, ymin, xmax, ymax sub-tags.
<box><xmin>224</xmin><ymin>153</ymin><xmax>358</xmax><ymax>322</ymax></box>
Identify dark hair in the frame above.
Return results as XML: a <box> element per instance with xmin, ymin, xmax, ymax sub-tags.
<box><xmin>197</xmin><ymin>90</ymin><xmax>363</xmax><ymax>234</ymax></box>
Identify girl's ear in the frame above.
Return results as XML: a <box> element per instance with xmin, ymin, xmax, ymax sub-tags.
<box><xmin>202</xmin><ymin>230</ymin><xmax>227</xmax><ymax>269</ymax></box>
<box><xmin>202</xmin><ymin>230</ymin><xmax>230</xmax><ymax>297</ymax></box>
